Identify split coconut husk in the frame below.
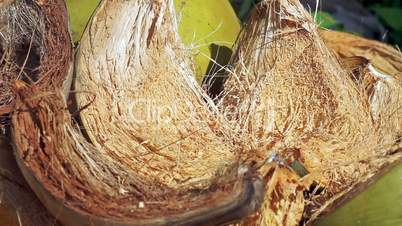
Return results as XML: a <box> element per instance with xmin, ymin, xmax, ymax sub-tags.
<box><xmin>0</xmin><ymin>0</ymin><xmax>73</xmax><ymax>121</ymax></box>
<box><xmin>0</xmin><ymin>136</ymin><xmax>60</xmax><ymax>226</ymax></box>
<box><xmin>1</xmin><ymin>0</ymin><xmax>401</xmax><ymax>225</ymax></box>
<box><xmin>320</xmin><ymin>29</ymin><xmax>402</xmax><ymax>80</ymax></box>
<box><xmin>321</xmin><ymin>30</ymin><xmax>402</xmax><ymax>135</ymax></box>
<box><xmin>221</xmin><ymin>0</ymin><xmax>402</xmax><ymax>225</ymax></box>
<box><xmin>4</xmin><ymin>0</ymin><xmax>264</xmax><ymax>225</ymax></box>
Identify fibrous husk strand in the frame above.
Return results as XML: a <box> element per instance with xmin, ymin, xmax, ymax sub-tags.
<box><xmin>0</xmin><ymin>137</ymin><xmax>60</xmax><ymax>226</ymax></box>
<box><xmin>75</xmin><ymin>0</ymin><xmax>237</xmax><ymax>189</ymax></box>
<box><xmin>0</xmin><ymin>0</ymin><xmax>73</xmax><ymax>125</ymax></box>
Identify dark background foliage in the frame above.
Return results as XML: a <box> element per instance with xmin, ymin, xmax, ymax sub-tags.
<box><xmin>230</xmin><ymin>0</ymin><xmax>402</xmax><ymax>47</ymax></box>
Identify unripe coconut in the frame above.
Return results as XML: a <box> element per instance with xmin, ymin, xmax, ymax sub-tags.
<box><xmin>66</xmin><ymin>0</ymin><xmax>240</xmax><ymax>82</ymax></box>
<box><xmin>174</xmin><ymin>0</ymin><xmax>240</xmax><ymax>82</ymax></box>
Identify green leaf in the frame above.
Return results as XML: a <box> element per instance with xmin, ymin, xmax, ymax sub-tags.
<box><xmin>66</xmin><ymin>0</ymin><xmax>100</xmax><ymax>43</ymax></box>
<box><xmin>316</xmin><ymin>165</ymin><xmax>402</xmax><ymax>226</ymax></box>
<box><xmin>314</xmin><ymin>11</ymin><xmax>343</xmax><ymax>30</ymax></box>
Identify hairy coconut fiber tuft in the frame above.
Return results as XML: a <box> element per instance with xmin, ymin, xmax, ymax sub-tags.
<box><xmin>0</xmin><ymin>0</ymin><xmax>72</xmax><ymax>126</ymax></box>
<box><xmin>5</xmin><ymin>0</ymin><xmax>263</xmax><ymax>225</ymax></box>
<box><xmin>221</xmin><ymin>0</ymin><xmax>402</xmax><ymax>225</ymax></box>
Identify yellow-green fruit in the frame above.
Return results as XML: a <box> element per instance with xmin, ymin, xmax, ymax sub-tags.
<box><xmin>65</xmin><ymin>0</ymin><xmax>240</xmax><ymax>82</ymax></box>
<box><xmin>174</xmin><ymin>0</ymin><xmax>240</xmax><ymax>82</ymax></box>
<box><xmin>66</xmin><ymin>0</ymin><xmax>99</xmax><ymax>42</ymax></box>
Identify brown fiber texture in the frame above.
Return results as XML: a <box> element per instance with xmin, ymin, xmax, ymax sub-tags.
<box><xmin>0</xmin><ymin>137</ymin><xmax>60</xmax><ymax>226</ymax></box>
<box><xmin>4</xmin><ymin>1</ymin><xmax>261</xmax><ymax>225</ymax></box>
<box><xmin>0</xmin><ymin>0</ymin><xmax>401</xmax><ymax>225</ymax></box>
<box><xmin>221</xmin><ymin>0</ymin><xmax>402</xmax><ymax>225</ymax></box>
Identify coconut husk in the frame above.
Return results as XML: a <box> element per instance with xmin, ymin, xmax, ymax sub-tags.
<box><xmin>321</xmin><ymin>30</ymin><xmax>402</xmax><ymax>136</ymax></box>
<box><xmin>0</xmin><ymin>0</ymin><xmax>73</xmax><ymax>125</ymax></box>
<box><xmin>0</xmin><ymin>136</ymin><xmax>60</xmax><ymax>226</ymax></box>
<box><xmin>221</xmin><ymin>0</ymin><xmax>402</xmax><ymax>225</ymax></box>
<box><xmin>0</xmin><ymin>2</ymin><xmax>59</xmax><ymax>225</ymax></box>
<box><xmin>74</xmin><ymin>0</ymin><xmax>238</xmax><ymax>191</ymax></box>
<box><xmin>6</xmin><ymin>0</ymin><xmax>264</xmax><ymax>225</ymax></box>
<box><xmin>320</xmin><ymin>29</ymin><xmax>402</xmax><ymax>80</ymax></box>
<box><xmin>0</xmin><ymin>0</ymin><xmax>73</xmax><ymax>224</ymax></box>
<box><xmin>2</xmin><ymin>0</ymin><xmax>401</xmax><ymax>225</ymax></box>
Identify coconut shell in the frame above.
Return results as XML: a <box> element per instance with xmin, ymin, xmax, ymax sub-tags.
<box><xmin>221</xmin><ymin>0</ymin><xmax>402</xmax><ymax>225</ymax></box>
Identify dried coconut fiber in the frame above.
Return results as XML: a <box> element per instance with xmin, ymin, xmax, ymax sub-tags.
<box><xmin>0</xmin><ymin>0</ymin><xmax>401</xmax><ymax>226</ymax></box>
<box><xmin>0</xmin><ymin>136</ymin><xmax>60</xmax><ymax>226</ymax></box>
<box><xmin>220</xmin><ymin>0</ymin><xmax>402</xmax><ymax>225</ymax></box>
<box><xmin>2</xmin><ymin>0</ymin><xmax>263</xmax><ymax>226</ymax></box>
<box><xmin>320</xmin><ymin>30</ymin><xmax>402</xmax><ymax>79</ymax></box>
<box><xmin>0</xmin><ymin>2</ymin><xmax>61</xmax><ymax>224</ymax></box>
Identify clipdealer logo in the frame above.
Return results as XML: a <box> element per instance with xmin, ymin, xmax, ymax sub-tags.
<box><xmin>125</xmin><ymin>99</ymin><xmax>180</xmax><ymax>126</ymax></box>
